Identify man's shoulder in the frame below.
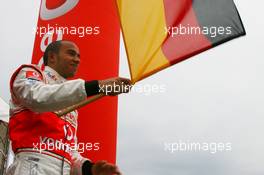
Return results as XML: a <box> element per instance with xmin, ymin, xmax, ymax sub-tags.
<box><xmin>15</xmin><ymin>64</ymin><xmax>42</xmax><ymax>72</ymax></box>
<box><xmin>11</xmin><ymin>64</ymin><xmax>44</xmax><ymax>82</ymax></box>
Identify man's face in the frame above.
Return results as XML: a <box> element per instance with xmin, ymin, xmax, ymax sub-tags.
<box><xmin>54</xmin><ymin>41</ymin><xmax>80</xmax><ymax>78</ymax></box>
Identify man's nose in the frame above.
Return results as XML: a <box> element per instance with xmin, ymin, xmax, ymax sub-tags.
<box><xmin>73</xmin><ymin>56</ymin><xmax>80</xmax><ymax>64</ymax></box>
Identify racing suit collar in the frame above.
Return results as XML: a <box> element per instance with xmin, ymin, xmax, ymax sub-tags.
<box><xmin>44</xmin><ymin>66</ymin><xmax>66</xmax><ymax>82</ymax></box>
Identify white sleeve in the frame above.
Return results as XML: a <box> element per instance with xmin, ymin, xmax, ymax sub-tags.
<box><xmin>12</xmin><ymin>67</ymin><xmax>87</xmax><ymax>113</ymax></box>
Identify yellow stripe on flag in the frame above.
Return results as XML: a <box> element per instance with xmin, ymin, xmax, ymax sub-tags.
<box><xmin>116</xmin><ymin>0</ymin><xmax>170</xmax><ymax>83</ymax></box>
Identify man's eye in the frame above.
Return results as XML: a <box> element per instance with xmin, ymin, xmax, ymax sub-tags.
<box><xmin>68</xmin><ymin>51</ymin><xmax>76</xmax><ymax>56</ymax></box>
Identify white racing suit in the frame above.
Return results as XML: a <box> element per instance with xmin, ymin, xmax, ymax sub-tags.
<box><xmin>7</xmin><ymin>64</ymin><xmax>97</xmax><ymax>175</ymax></box>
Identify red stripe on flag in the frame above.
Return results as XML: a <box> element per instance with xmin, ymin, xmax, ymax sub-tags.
<box><xmin>162</xmin><ymin>0</ymin><xmax>212</xmax><ymax>65</ymax></box>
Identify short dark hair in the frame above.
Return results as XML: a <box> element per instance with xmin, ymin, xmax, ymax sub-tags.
<box><xmin>43</xmin><ymin>40</ymin><xmax>62</xmax><ymax>65</ymax></box>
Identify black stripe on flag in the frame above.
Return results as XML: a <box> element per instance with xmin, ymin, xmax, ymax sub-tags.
<box><xmin>192</xmin><ymin>0</ymin><xmax>246</xmax><ymax>46</ymax></box>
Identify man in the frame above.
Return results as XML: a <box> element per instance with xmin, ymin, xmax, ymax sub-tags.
<box><xmin>7</xmin><ymin>40</ymin><xmax>131</xmax><ymax>175</ymax></box>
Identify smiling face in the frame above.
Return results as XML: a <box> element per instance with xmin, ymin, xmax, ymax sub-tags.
<box><xmin>48</xmin><ymin>41</ymin><xmax>80</xmax><ymax>78</ymax></box>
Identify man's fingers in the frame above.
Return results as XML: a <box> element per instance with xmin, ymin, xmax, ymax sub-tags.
<box><xmin>92</xmin><ymin>160</ymin><xmax>107</xmax><ymax>174</ymax></box>
<box><xmin>118</xmin><ymin>78</ymin><xmax>132</xmax><ymax>93</ymax></box>
<box><xmin>92</xmin><ymin>161</ymin><xmax>122</xmax><ymax>175</ymax></box>
<box><xmin>99</xmin><ymin>77</ymin><xmax>132</xmax><ymax>96</ymax></box>
<box><xmin>118</xmin><ymin>78</ymin><xmax>131</xmax><ymax>85</ymax></box>
<box><xmin>104</xmin><ymin>165</ymin><xmax>122</xmax><ymax>175</ymax></box>
<box><xmin>112</xmin><ymin>166</ymin><xmax>122</xmax><ymax>175</ymax></box>
<box><xmin>101</xmin><ymin>163</ymin><xmax>118</xmax><ymax>172</ymax></box>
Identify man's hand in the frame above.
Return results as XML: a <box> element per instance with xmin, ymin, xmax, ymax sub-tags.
<box><xmin>92</xmin><ymin>160</ymin><xmax>122</xmax><ymax>175</ymax></box>
<box><xmin>98</xmin><ymin>77</ymin><xmax>132</xmax><ymax>96</ymax></box>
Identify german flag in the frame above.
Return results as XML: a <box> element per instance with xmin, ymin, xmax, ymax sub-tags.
<box><xmin>116</xmin><ymin>0</ymin><xmax>246</xmax><ymax>83</ymax></box>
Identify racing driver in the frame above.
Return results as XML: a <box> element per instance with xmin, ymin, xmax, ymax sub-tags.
<box><xmin>7</xmin><ymin>40</ymin><xmax>131</xmax><ymax>175</ymax></box>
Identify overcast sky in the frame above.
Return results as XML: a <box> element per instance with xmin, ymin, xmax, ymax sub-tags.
<box><xmin>1</xmin><ymin>1</ymin><xmax>264</xmax><ymax>175</ymax></box>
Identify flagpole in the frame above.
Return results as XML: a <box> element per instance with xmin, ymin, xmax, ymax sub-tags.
<box><xmin>55</xmin><ymin>94</ymin><xmax>105</xmax><ymax>116</ymax></box>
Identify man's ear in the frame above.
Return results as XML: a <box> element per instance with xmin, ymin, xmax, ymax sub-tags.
<box><xmin>48</xmin><ymin>51</ymin><xmax>57</xmax><ymax>65</ymax></box>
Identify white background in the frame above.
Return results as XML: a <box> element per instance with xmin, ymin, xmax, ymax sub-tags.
<box><xmin>0</xmin><ymin>1</ymin><xmax>264</xmax><ymax>175</ymax></box>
